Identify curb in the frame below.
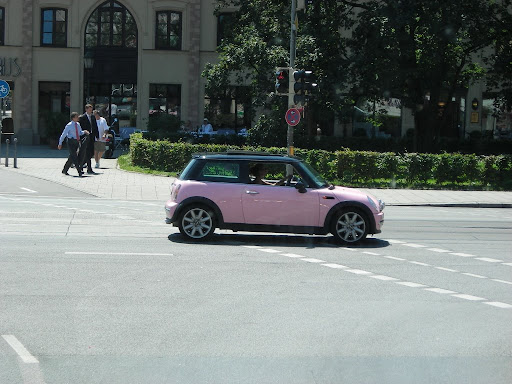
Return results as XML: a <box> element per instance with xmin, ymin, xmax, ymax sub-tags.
<box><xmin>387</xmin><ymin>203</ymin><xmax>512</xmax><ymax>208</ymax></box>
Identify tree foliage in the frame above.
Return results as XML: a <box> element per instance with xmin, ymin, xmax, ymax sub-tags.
<box><xmin>203</xmin><ymin>0</ymin><xmax>512</xmax><ymax>152</ymax></box>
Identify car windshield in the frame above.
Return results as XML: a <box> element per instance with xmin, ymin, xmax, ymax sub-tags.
<box><xmin>300</xmin><ymin>161</ymin><xmax>329</xmax><ymax>188</ymax></box>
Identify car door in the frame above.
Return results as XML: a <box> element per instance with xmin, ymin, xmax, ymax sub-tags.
<box><xmin>241</xmin><ymin>184</ymin><xmax>320</xmax><ymax>227</ymax></box>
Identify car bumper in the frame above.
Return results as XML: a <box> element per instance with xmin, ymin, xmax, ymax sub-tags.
<box><xmin>165</xmin><ymin>201</ymin><xmax>179</xmax><ymax>224</ymax></box>
<box><xmin>374</xmin><ymin>211</ymin><xmax>384</xmax><ymax>233</ymax></box>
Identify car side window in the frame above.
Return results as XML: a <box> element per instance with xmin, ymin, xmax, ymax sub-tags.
<box><xmin>247</xmin><ymin>162</ymin><xmax>299</xmax><ymax>186</ymax></box>
<box><xmin>197</xmin><ymin>161</ymin><xmax>241</xmax><ymax>183</ymax></box>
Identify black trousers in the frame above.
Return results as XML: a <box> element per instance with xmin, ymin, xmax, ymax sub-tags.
<box><xmin>63</xmin><ymin>136</ymin><xmax>89</xmax><ymax>174</ymax></box>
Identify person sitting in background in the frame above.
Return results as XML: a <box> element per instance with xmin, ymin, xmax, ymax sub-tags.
<box><xmin>199</xmin><ymin>118</ymin><xmax>213</xmax><ymax>133</ymax></box>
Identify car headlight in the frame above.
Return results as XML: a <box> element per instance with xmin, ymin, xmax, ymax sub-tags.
<box><xmin>378</xmin><ymin>199</ymin><xmax>385</xmax><ymax>211</ymax></box>
<box><xmin>367</xmin><ymin>196</ymin><xmax>378</xmax><ymax>211</ymax></box>
<box><xmin>170</xmin><ymin>184</ymin><xmax>181</xmax><ymax>202</ymax></box>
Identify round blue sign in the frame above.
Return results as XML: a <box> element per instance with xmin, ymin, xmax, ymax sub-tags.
<box><xmin>0</xmin><ymin>80</ymin><xmax>10</xmax><ymax>98</ymax></box>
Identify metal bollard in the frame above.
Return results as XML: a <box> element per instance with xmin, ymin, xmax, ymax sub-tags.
<box><xmin>13</xmin><ymin>137</ymin><xmax>17</xmax><ymax>168</ymax></box>
<box><xmin>5</xmin><ymin>138</ymin><xmax>9</xmax><ymax>167</ymax></box>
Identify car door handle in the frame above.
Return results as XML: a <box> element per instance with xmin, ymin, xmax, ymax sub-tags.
<box><xmin>245</xmin><ymin>190</ymin><xmax>259</xmax><ymax>195</ymax></box>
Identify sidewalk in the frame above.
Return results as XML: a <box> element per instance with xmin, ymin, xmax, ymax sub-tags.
<box><xmin>1</xmin><ymin>145</ymin><xmax>512</xmax><ymax>207</ymax></box>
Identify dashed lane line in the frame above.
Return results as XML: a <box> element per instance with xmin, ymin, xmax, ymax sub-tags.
<box><xmin>2</xmin><ymin>335</ymin><xmax>39</xmax><ymax>364</ymax></box>
<box><xmin>245</xmin><ymin>247</ymin><xmax>512</xmax><ymax>310</ymax></box>
<box><xmin>385</xmin><ymin>239</ymin><xmax>511</xmax><ymax>267</ymax></box>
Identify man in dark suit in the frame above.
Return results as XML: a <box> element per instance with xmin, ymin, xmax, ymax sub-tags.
<box><xmin>79</xmin><ymin>104</ymin><xmax>99</xmax><ymax>174</ymax></box>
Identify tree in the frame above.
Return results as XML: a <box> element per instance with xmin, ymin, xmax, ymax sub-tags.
<box><xmin>203</xmin><ymin>0</ymin><xmax>351</xmax><ymax>140</ymax></box>
<box><xmin>485</xmin><ymin>0</ymin><xmax>512</xmax><ymax>111</ymax></box>
<box><xmin>342</xmin><ymin>0</ymin><xmax>506</xmax><ymax>152</ymax></box>
<box><xmin>204</xmin><ymin>0</ymin><xmax>510</xmax><ymax>152</ymax></box>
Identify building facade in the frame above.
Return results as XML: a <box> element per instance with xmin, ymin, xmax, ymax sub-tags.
<box><xmin>0</xmin><ymin>0</ymin><xmax>223</xmax><ymax>144</ymax></box>
<box><xmin>0</xmin><ymin>0</ymin><xmax>506</xmax><ymax>145</ymax></box>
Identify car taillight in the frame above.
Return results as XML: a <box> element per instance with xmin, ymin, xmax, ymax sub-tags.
<box><xmin>171</xmin><ymin>184</ymin><xmax>181</xmax><ymax>202</ymax></box>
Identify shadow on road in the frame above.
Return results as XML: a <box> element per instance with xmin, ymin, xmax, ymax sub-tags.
<box><xmin>168</xmin><ymin>232</ymin><xmax>390</xmax><ymax>249</ymax></box>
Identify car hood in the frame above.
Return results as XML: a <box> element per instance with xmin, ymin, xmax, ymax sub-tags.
<box><xmin>322</xmin><ymin>185</ymin><xmax>381</xmax><ymax>212</ymax></box>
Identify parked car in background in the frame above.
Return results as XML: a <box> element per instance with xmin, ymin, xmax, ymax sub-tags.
<box><xmin>165</xmin><ymin>152</ymin><xmax>384</xmax><ymax>244</ymax></box>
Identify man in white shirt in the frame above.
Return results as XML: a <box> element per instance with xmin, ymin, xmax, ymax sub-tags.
<box><xmin>200</xmin><ymin>118</ymin><xmax>213</xmax><ymax>134</ymax></box>
<box><xmin>58</xmin><ymin>112</ymin><xmax>90</xmax><ymax>177</ymax></box>
<box><xmin>93</xmin><ymin>110</ymin><xmax>109</xmax><ymax>168</ymax></box>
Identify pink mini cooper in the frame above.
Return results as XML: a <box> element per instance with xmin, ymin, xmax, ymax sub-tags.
<box><xmin>165</xmin><ymin>152</ymin><xmax>384</xmax><ymax>244</ymax></box>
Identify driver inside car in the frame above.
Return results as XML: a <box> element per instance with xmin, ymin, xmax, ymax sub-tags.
<box><xmin>249</xmin><ymin>163</ymin><xmax>290</xmax><ymax>186</ymax></box>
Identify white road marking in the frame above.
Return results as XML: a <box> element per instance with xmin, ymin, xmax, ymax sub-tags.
<box><xmin>450</xmin><ymin>252</ymin><xmax>474</xmax><ymax>257</ymax></box>
<box><xmin>258</xmin><ymin>246</ymin><xmax>512</xmax><ymax>310</ymax></box>
<box><xmin>65</xmin><ymin>252</ymin><xmax>173</xmax><ymax>256</ymax></box>
<box><xmin>503</xmin><ymin>263</ymin><xmax>512</xmax><ymax>267</ymax></box>
<box><xmin>243</xmin><ymin>245</ymin><xmax>262</xmax><ymax>249</ymax></box>
<box><xmin>257</xmin><ymin>249</ymin><xmax>281</xmax><ymax>253</ymax></box>
<box><xmin>386</xmin><ymin>239</ymin><xmax>405</xmax><ymax>244</ymax></box>
<box><xmin>369</xmin><ymin>275</ymin><xmax>398</xmax><ymax>281</ymax></box>
<box><xmin>345</xmin><ymin>269</ymin><xmax>373</xmax><ymax>275</ymax></box>
<box><xmin>462</xmin><ymin>273</ymin><xmax>487</xmax><ymax>279</ymax></box>
<box><xmin>362</xmin><ymin>251</ymin><xmax>380</xmax><ymax>255</ymax></box>
<box><xmin>403</xmin><ymin>243</ymin><xmax>426</xmax><ymax>248</ymax></box>
<box><xmin>19</xmin><ymin>188</ymin><xmax>37</xmax><ymax>193</ymax></box>
<box><xmin>280</xmin><ymin>253</ymin><xmax>305</xmax><ymax>258</ymax></box>
<box><xmin>384</xmin><ymin>256</ymin><xmax>405</xmax><ymax>261</ymax></box>
<box><xmin>2</xmin><ymin>335</ymin><xmax>39</xmax><ymax>363</ymax></box>
<box><xmin>410</xmin><ymin>261</ymin><xmax>430</xmax><ymax>266</ymax></box>
<box><xmin>492</xmin><ymin>279</ymin><xmax>512</xmax><ymax>285</ymax></box>
<box><xmin>396</xmin><ymin>282</ymin><xmax>427</xmax><ymax>288</ymax></box>
<box><xmin>451</xmin><ymin>294</ymin><xmax>486</xmax><ymax>301</ymax></box>
<box><xmin>301</xmin><ymin>258</ymin><xmax>325</xmax><ymax>263</ymax></box>
<box><xmin>427</xmin><ymin>248</ymin><xmax>451</xmax><ymax>253</ymax></box>
<box><xmin>484</xmin><ymin>302</ymin><xmax>512</xmax><ymax>309</ymax></box>
<box><xmin>424</xmin><ymin>288</ymin><xmax>456</xmax><ymax>294</ymax></box>
<box><xmin>475</xmin><ymin>257</ymin><xmax>502</xmax><ymax>263</ymax></box>
<box><xmin>340</xmin><ymin>247</ymin><xmax>357</xmax><ymax>251</ymax></box>
<box><xmin>321</xmin><ymin>263</ymin><xmax>349</xmax><ymax>269</ymax></box>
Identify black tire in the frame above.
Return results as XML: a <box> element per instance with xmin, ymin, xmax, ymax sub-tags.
<box><xmin>331</xmin><ymin>208</ymin><xmax>369</xmax><ymax>244</ymax></box>
<box><xmin>178</xmin><ymin>205</ymin><xmax>215</xmax><ymax>240</ymax></box>
<box><xmin>104</xmin><ymin>149</ymin><xmax>113</xmax><ymax>159</ymax></box>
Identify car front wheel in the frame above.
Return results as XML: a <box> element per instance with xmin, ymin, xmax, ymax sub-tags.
<box><xmin>178</xmin><ymin>206</ymin><xmax>215</xmax><ymax>240</ymax></box>
<box><xmin>332</xmin><ymin>208</ymin><xmax>368</xmax><ymax>244</ymax></box>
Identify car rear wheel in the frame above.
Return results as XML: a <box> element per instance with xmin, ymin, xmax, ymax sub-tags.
<box><xmin>178</xmin><ymin>206</ymin><xmax>215</xmax><ymax>240</ymax></box>
<box><xmin>332</xmin><ymin>208</ymin><xmax>368</xmax><ymax>244</ymax></box>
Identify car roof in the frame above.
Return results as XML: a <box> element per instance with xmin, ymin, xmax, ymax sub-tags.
<box><xmin>192</xmin><ymin>151</ymin><xmax>303</xmax><ymax>163</ymax></box>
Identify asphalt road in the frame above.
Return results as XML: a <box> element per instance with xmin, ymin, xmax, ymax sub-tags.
<box><xmin>0</xmin><ymin>174</ymin><xmax>511</xmax><ymax>384</ymax></box>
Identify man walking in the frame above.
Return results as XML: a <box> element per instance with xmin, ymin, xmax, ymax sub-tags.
<box><xmin>58</xmin><ymin>112</ymin><xmax>89</xmax><ymax>177</ymax></box>
<box><xmin>93</xmin><ymin>110</ymin><xmax>109</xmax><ymax>168</ymax></box>
<box><xmin>79</xmin><ymin>104</ymin><xmax>99</xmax><ymax>174</ymax></box>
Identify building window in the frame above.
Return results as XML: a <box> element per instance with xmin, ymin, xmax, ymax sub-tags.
<box><xmin>0</xmin><ymin>7</ymin><xmax>5</xmax><ymax>46</ymax></box>
<box><xmin>155</xmin><ymin>11</ymin><xmax>182</xmax><ymax>50</ymax></box>
<box><xmin>149</xmin><ymin>84</ymin><xmax>181</xmax><ymax>116</ymax></box>
<box><xmin>205</xmin><ymin>86</ymin><xmax>251</xmax><ymax>130</ymax></box>
<box><xmin>217</xmin><ymin>13</ymin><xmax>235</xmax><ymax>46</ymax></box>
<box><xmin>85</xmin><ymin>0</ymin><xmax>137</xmax><ymax>48</ymax></box>
<box><xmin>41</xmin><ymin>8</ymin><xmax>67</xmax><ymax>47</ymax></box>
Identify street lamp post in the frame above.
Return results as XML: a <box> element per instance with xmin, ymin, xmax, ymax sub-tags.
<box><xmin>84</xmin><ymin>51</ymin><xmax>95</xmax><ymax>105</ymax></box>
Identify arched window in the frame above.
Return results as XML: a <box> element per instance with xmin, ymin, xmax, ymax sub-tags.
<box><xmin>85</xmin><ymin>1</ymin><xmax>137</xmax><ymax>48</ymax></box>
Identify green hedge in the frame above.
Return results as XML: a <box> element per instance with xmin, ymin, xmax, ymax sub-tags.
<box><xmin>129</xmin><ymin>133</ymin><xmax>512</xmax><ymax>190</ymax></box>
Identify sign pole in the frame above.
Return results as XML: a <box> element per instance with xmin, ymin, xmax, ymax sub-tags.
<box><xmin>0</xmin><ymin>79</ymin><xmax>11</xmax><ymax>165</ymax></box>
<box><xmin>287</xmin><ymin>0</ymin><xmax>297</xmax><ymax>157</ymax></box>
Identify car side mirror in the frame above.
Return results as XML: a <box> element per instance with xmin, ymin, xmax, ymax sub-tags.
<box><xmin>295</xmin><ymin>182</ymin><xmax>307</xmax><ymax>193</ymax></box>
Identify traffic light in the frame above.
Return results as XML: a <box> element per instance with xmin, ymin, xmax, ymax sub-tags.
<box><xmin>293</xmin><ymin>69</ymin><xmax>317</xmax><ymax>105</ymax></box>
<box><xmin>275</xmin><ymin>67</ymin><xmax>289</xmax><ymax>95</ymax></box>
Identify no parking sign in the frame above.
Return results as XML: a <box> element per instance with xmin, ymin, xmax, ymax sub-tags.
<box><xmin>285</xmin><ymin>108</ymin><xmax>301</xmax><ymax>126</ymax></box>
